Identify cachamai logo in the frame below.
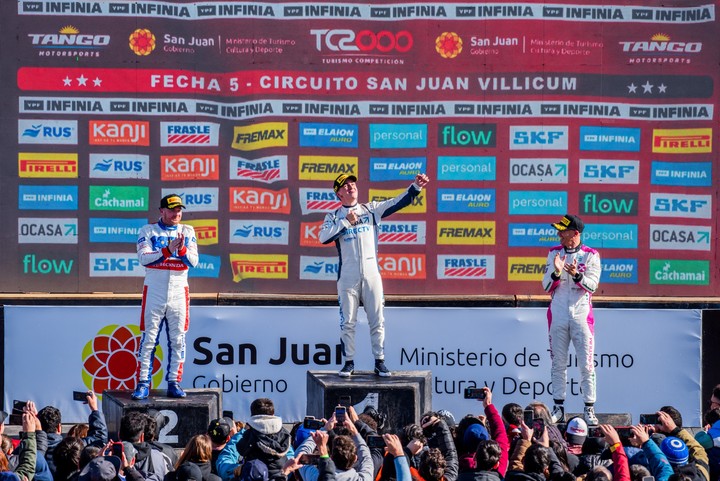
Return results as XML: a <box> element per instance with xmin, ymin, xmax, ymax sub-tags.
<box><xmin>29</xmin><ymin>25</ymin><xmax>109</xmax><ymax>58</ymax></box>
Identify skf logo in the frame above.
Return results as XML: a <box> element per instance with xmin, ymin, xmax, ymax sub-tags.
<box><xmin>229</xmin><ymin>187</ymin><xmax>291</xmax><ymax>214</ymax></box>
<box><xmin>650</xmin><ymin>224</ymin><xmax>711</xmax><ymax>251</ymax></box>
<box><xmin>378</xmin><ymin>254</ymin><xmax>425</xmax><ymax>279</ymax></box>
<box><xmin>311</xmin><ymin>29</ymin><xmax>412</xmax><ymax>53</ymax></box>
<box><xmin>299</xmin><ymin>156</ymin><xmax>358</xmax><ymax>180</ymax></box>
<box><xmin>18</xmin><ymin>217</ymin><xmax>78</xmax><ymax>244</ymax></box>
<box><xmin>28</xmin><ymin>25</ymin><xmax>110</xmax><ymax>50</ymax></box>
<box><xmin>231</xmin><ymin>122</ymin><xmax>288</xmax><ymax>151</ymax></box>
<box><xmin>650</xmin><ymin>193</ymin><xmax>711</xmax><ymax>219</ymax></box>
<box><xmin>129</xmin><ymin>28</ymin><xmax>156</xmax><ymax>56</ymax></box>
<box><xmin>89</xmin><ymin>120</ymin><xmax>149</xmax><ymax>146</ymax></box>
<box><xmin>619</xmin><ymin>34</ymin><xmax>702</xmax><ymax>53</ymax></box>
<box><xmin>438</xmin><ymin>124</ymin><xmax>495</xmax><ymax>147</ymax></box>
<box><xmin>89</xmin><ymin>153</ymin><xmax>149</xmax><ymax>180</ymax></box>
<box><xmin>161</xmin><ymin>122</ymin><xmax>219</xmax><ymax>147</ymax></box>
<box><xmin>435</xmin><ymin>32</ymin><xmax>462</xmax><ymax>59</ymax></box>
<box><xmin>184</xmin><ymin>219</ymin><xmax>218</xmax><ymax>246</ymax></box>
<box><xmin>508</xmin><ymin>257</ymin><xmax>547</xmax><ymax>281</ymax></box>
<box><xmin>19</xmin><ymin>119</ymin><xmax>77</xmax><ymax>145</ymax></box>
<box><xmin>652</xmin><ymin>128</ymin><xmax>711</xmax><ymax>153</ymax></box>
<box><xmin>90</xmin><ymin>253</ymin><xmax>143</xmax><ymax>277</ymax></box>
<box><xmin>379</xmin><ymin>221</ymin><xmax>426</xmax><ymax>245</ymax></box>
<box><xmin>300</xmin><ymin>188</ymin><xmax>341</xmax><ymax>215</ymax></box>
<box><xmin>229</xmin><ymin>220</ymin><xmax>289</xmax><ymax>245</ymax></box>
<box><xmin>300</xmin><ymin>221</ymin><xmax>331</xmax><ymax>248</ymax></box>
<box><xmin>300</xmin><ymin>256</ymin><xmax>339</xmax><ymax>281</ymax></box>
<box><xmin>579</xmin><ymin>159</ymin><xmax>639</xmax><ymax>185</ymax></box>
<box><xmin>437</xmin><ymin>221</ymin><xmax>495</xmax><ymax>245</ymax></box>
<box><xmin>161</xmin><ymin>155</ymin><xmax>219</xmax><ymax>181</ymax></box>
<box><xmin>230</xmin><ymin>254</ymin><xmax>288</xmax><ymax>282</ymax></box>
<box><xmin>510</xmin><ymin>126</ymin><xmax>568</xmax><ymax>150</ymax></box>
<box><xmin>18</xmin><ymin>153</ymin><xmax>78</xmax><ymax>178</ymax></box>
<box><xmin>369</xmin><ymin>189</ymin><xmax>426</xmax><ymax>214</ymax></box>
<box><xmin>230</xmin><ymin>155</ymin><xmax>288</xmax><ymax>183</ymax></box>
<box><xmin>437</xmin><ymin>255</ymin><xmax>495</xmax><ymax>280</ymax></box>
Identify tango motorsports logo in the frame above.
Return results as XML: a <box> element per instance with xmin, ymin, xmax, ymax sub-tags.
<box><xmin>81</xmin><ymin>324</ymin><xmax>162</xmax><ymax>394</ymax></box>
<box><xmin>435</xmin><ymin>32</ymin><xmax>462</xmax><ymax>59</ymax></box>
<box><xmin>129</xmin><ymin>28</ymin><xmax>156</xmax><ymax>56</ymax></box>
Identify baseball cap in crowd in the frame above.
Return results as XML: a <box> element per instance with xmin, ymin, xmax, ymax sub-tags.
<box><xmin>121</xmin><ymin>441</ymin><xmax>137</xmax><ymax>462</ymax></box>
<box><xmin>160</xmin><ymin>194</ymin><xmax>186</xmax><ymax>209</ymax></box>
<box><xmin>463</xmin><ymin>423</ymin><xmax>489</xmax><ymax>449</ymax></box>
<box><xmin>660</xmin><ymin>436</ymin><xmax>689</xmax><ymax>466</ymax></box>
<box><xmin>78</xmin><ymin>456</ymin><xmax>121</xmax><ymax>481</ymax></box>
<box><xmin>207</xmin><ymin>417</ymin><xmax>233</xmax><ymax>444</ymax></box>
<box><xmin>176</xmin><ymin>463</ymin><xmax>203</xmax><ymax>481</ymax></box>
<box><xmin>565</xmin><ymin>417</ymin><xmax>588</xmax><ymax>445</ymax></box>
<box><xmin>551</xmin><ymin>214</ymin><xmax>584</xmax><ymax>233</ymax></box>
<box><xmin>333</xmin><ymin>174</ymin><xmax>357</xmax><ymax>193</ymax></box>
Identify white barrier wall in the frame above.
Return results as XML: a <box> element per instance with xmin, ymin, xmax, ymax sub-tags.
<box><xmin>4</xmin><ymin>306</ymin><xmax>701</xmax><ymax>425</ymax></box>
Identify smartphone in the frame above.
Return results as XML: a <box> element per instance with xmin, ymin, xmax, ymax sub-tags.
<box><xmin>303</xmin><ymin>417</ymin><xmax>324</xmax><ymax>430</ymax></box>
<box><xmin>523</xmin><ymin>408</ymin><xmax>534</xmax><ymax>426</ymax></box>
<box><xmin>73</xmin><ymin>391</ymin><xmax>88</xmax><ymax>402</ymax></box>
<box><xmin>366</xmin><ymin>435</ymin><xmax>386</xmax><ymax>448</ymax></box>
<box><xmin>111</xmin><ymin>442</ymin><xmax>123</xmax><ymax>458</ymax></box>
<box><xmin>532</xmin><ymin>418</ymin><xmax>545</xmax><ymax>438</ymax></box>
<box><xmin>463</xmin><ymin>388</ymin><xmax>486</xmax><ymax>400</ymax></box>
<box><xmin>589</xmin><ymin>427</ymin><xmax>603</xmax><ymax>438</ymax></box>
<box><xmin>335</xmin><ymin>406</ymin><xmax>346</xmax><ymax>423</ymax></box>
<box><xmin>12</xmin><ymin>400</ymin><xmax>27</xmax><ymax>413</ymax></box>
<box><xmin>223</xmin><ymin>410</ymin><xmax>234</xmax><ymax>420</ymax></box>
<box><xmin>639</xmin><ymin>414</ymin><xmax>659</xmax><ymax>425</ymax></box>
<box><xmin>642</xmin><ymin>477</ymin><xmax>655</xmax><ymax>481</ymax></box>
<box><xmin>338</xmin><ymin>395</ymin><xmax>352</xmax><ymax>407</ymax></box>
<box><xmin>616</xmin><ymin>426</ymin><xmax>632</xmax><ymax>438</ymax></box>
<box><xmin>300</xmin><ymin>454</ymin><xmax>320</xmax><ymax>465</ymax></box>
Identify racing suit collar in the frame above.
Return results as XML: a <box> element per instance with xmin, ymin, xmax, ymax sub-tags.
<box><xmin>343</xmin><ymin>202</ymin><xmax>359</xmax><ymax>208</ymax></box>
<box><xmin>564</xmin><ymin>244</ymin><xmax>582</xmax><ymax>254</ymax></box>
<box><xmin>158</xmin><ymin>219</ymin><xmax>179</xmax><ymax>231</ymax></box>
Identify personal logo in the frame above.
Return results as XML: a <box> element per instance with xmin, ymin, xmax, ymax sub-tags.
<box><xmin>230</xmin><ymin>254</ymin><xmax>288</xmax><ymax>282</ymax></box>
<box><xmin>90</xmin><ymin>186</ymin><xmax>148</xmax><ymax>212</ymax></box>
<box><xmin>82</xmin><ymin>324</ymin><xmax>163</xmax><ymax>395</ymax></box>
<box><xmin>437</xmin><ymin>255</ymin><xmax>495</xmax><ymax>280</ymax></box>
<box><xmin>437</xmin><ymin>156</ymin><xmax>495</xmax><ymax>181</ymax></box>
<box><xmin>509</xmin><ymin>191</ymin><xmax>567</xmax><ymax>215</ymax></box>
<box><xmin>230</xmin><ymin>155</ymin><xmax>288</xmax><ymax>183</ymax></box>
<box><xmin>18</xmin><ymin>119</ymin><xmax>77</xmax><ymax>145</ymax></box>
<box><xmin>129</xmin><ymin>28</ymin><xmax>156</xmax><ymax>56</ymax></box>
<box><xmin>435</xmin><ymin>32</ymin><xmax>463</xmax><ymax>59</ymax></box>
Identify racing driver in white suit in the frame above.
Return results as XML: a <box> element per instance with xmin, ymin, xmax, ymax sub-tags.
<box><xmin>320</xmin><ymin>173</ymin><xmax>430</xmax><ymax>378</ymax></box>
<box><xmin>132</xmin><ymin>194</ymin><xmax>198</xmax><ymax>400</ymax></box>
<box><xmin>542</xmin><ymin>214</ymin><xmax>601</xmax><ymax>426</ymax></box>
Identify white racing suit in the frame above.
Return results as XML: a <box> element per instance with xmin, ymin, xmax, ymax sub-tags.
<box><xmin>136</xmin><ymin>220</ymin><xmax>198</xmax><ymax>384</ymax></box>
<box><xmin>319</xmin><ymin>183</ymin><xmax>421</xmax><ymax>361</ymax></box>
<box><xmin>541</xmin><ymin>244</ymin><xmax>601</xmax><ymax>403</ymax></box>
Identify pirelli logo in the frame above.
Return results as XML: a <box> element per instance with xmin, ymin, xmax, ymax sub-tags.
<box><xmin>507</xmin><ymin>257</ymin><xmax>547</xmax><ymax>281</ymax></box>
<box><xmin>369</xmin><ymin>189</ymin><xmax>426</xmax><ymax>214</ymax></box>
<box><xmin>230</xmin><ymin>254</ymin><xmax>288</xmax><ymax>282</ymax></box>
<box><xmin>437</xmin><ymin>221</ymin><xmax>495</xmax><ymax>245</ymax></box>
<box><xmin>231</xmin><ymin>122</ymin><xmax>288</xmax><ymax>151</ymax></box>
<box><xmin>298</xmin><ymin>156</ymin><xmax>358</xmax><ymax>180</ymax></box>
<box><xmin>19</xmin><ymin>152</ymin><xmax>78</xmax><ymax>178</ymax></box>
<box><xmin>184</xmin><ymin>219</ymin><xmax>218</xmax><ymax>246</ymax></box>
<box><xmin>652</xmin><ymin>128</ymin><xmax>711</xmax><ymax>154</ymax></box>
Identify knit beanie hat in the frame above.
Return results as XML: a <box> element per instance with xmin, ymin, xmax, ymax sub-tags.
<box><xmin>660</xmin><ymin>436</ymin><xmax>689</xmax><ymax>466</ymax></box>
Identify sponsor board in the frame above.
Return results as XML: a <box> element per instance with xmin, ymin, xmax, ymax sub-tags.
<box><xmin>649</xmin><ymin>224</ymin><xmax>711</xmax><ymax>251</ymax></box>
<box><xmin>299</xmin><ymin>122</ymin><xmax>358</xmax><ymax>148</ymax></box>
<box><xmin>438</xmin><ymin>189</ymin><xmax>495</xmax><ymax>213</ymax></box>
<box><xmin>19</xmin><ymin>185</ymin><xmax>78</xmax><ymax>210</ymax></box>
<box><xmin>509</xmin><ymin>158</ymin><xmax>568</xmax><ymax>183</ymax></box>
<box><xmin>437</xmin><ymin>156</ymin><xmax>495</xmax><ymax>181</ymax></box>
<box><xmin>437</xmin><ymin>255</ymin><xmax>495</xmax><ymax>280</ymax></box>
<box><xmin>311</xmin><ymin>29</ymin><xmax>413</xmax><ymax>54</ymax></box>
<box><xmin>89</xmin><ymin>218</ymin><xmax>146</xmax><ymax>243</ymax></box>
<box><xmin>18</xmin><ymin>217</ymin><xmax>78</xmax><ymax>244</ymax></box>
<box><xmin>89</xmin><ymin>153</ymin><xmax>150</xmax><ymax>179</ymax></box>
<box><xmin>508</xmin><ymin>223</ymin><xmax>559</xmax><ymax>247</ymax></box>
<box><xmin>509</xmin><ymin>126</ymin><xmax>568</xmax><ymax>150</ymax></box>
<box><xmin>579</xmin><ymin>126</ymin><xmax>640</xmax><ymax>152</ymax></box>
<box><xmin>188</xmin><ymin>254</ymin><xmax>221</xmax><ymax>278</ymax></box>
<box><xmin>651</xmin><ymin>161</ymin><xmax>711</xmax><ymax>187</ymax></box>
<box><xmin>89</xmin><ymin>253</ymin><xmax>143</xmax><ymax>277</ymax></box>
<box><xmin>437</xmin><ymin>220</ymin><xmax>495</xmax><ymax>245</ymax></box>
<box><xmin>90</xmin><ymin>186</ymin><xmax>149</xmax><ymax>211</ymax></box>
<box><xmin>161</xmin><ymin>154</ymin><xmax>219</xmax><ymax>180</ymax></box>
<box><xmin>299</xmin><ymin>256</ymin><xmax>339</xmax><ymax>281</ymax></box>
<box><xmin>378</xmin><ymin>253</ymin><xmax>425</xmax><ymax>279</ymax></box>
<box><xmin>231</xmin><ymin>122</ymin><xmax>288</xmax><ymax>150</ymax></box>
<box><xmin>650</xmin><ymin>193</ymin><xmax>711</xmax><ymax>219</ymax></box>
<box><xmin>652</xmin><ymin>128</ymin><xmax>711</xmax><ymax>153</ymax></box>
<box><xmin>579</xmin><ymin>159</ymin><xmax>639</xmax><ymax>184</ymax></box>
<box><xmin>369</xmin><ymin>124</ymin><xmax>427</xmax><ymax>149</ymax></box>
<box><xmin>184</xmin><ymin>219</ymin><xmax>219</xmax><ymax>246</ymax></box>
<box><xmin>19</xmin><ymin>152</ymin><xmax>78</xmax><ymax>178</ymax></box>
<box><xmin>160</xmin><ymin>122</ymin><xmax>220</xmax><ymax>147</ymax></box>
<box><xmin>370</xmin><ymin>157</ymin><xmax>426</xmax><ymax>181</ymax></box>
<box><xmin>230</xmin><ymin>155</ymin><xmax>288</xmax><ymax>183</ymax></box>
<box><xmin>161</xmin><ymin>187</ymin><xmax>219</xmax><ymax>213</ymax></box>
<box><xmin>18</xmin><ymin>119</ymin><xmax>77</xmax><ymax>144</ymax></box>
<box><xmin>649</xmin><ymin>259</ymin><xmax>708</xmax><ymax>285</ymax></box>
<box><xmin>507</xmin><ymin>257</ymin><xmax>546</xmax><ymax>281</ymax></box>
<box><xmin>21</xmin><ymin>254</ymin><xmax>74</xmax><ymax>275</ymax></box>
<box><xmin>601</xmin><ymin>258</ymin><xmax>638</xmax><ymax>284</ymax></box>
<box><xmin>579</xmin><ymin>192</ymin><xmax>638</xmax><ymax>216</ymax></box>
<box><xmin>298</xmin><ymin>156</ymin><xmax>358</xmax><ymax>180</ymax></box>
<box><xmin>229</xmin><ymin>220</ymin><xmax>289</xmax><ymax>245</ymax></box>
<box><xmin>230</xmin><ymin>253</ymin><xmax>289</xmax><ymax>282</ymax></box>
<box><xmin>300</xmin><ymin>221</ymin><xmax>328</xmax><ymax>248</ymax></box>
<box><xmin>369</xmin><ymin>188</ymin><xmax>426</xmax><ymax>213</ymax></box>
<box><xmin>438</xmin><ymin>123</ymin><xmax>495</xmax><ymax>148</ymax></box>
<box><xmin>379</xmin><ymin>221</ymin><xmax>426</xmax><ymax>245</ymax></box>
<box><xmin>229</xmin><ymin>187</ymin><xmax>291</xmax><ymax>214</ymax></box>
<box><xmin>508</xmin><ymin>191</ymin><xmax>566</xmax><ymax>215</ymax></box>
<box><xmin>300</xmin><ymin>188</ymin><xmax>341</xmax><ymax>215</ymax></box>
<box><xmin>583</xmin><ymin>224</ymin><xmax>637</xmax><ymax>249</ymax></box>
<box><xmin>89</xmin><ymin>120</ymin><xmax>149</xmax><ymax>146</ymax></box>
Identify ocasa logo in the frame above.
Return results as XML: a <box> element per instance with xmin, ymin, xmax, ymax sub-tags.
<box><xmin>509</xmin><ymin>159</ymin><xmax>567</xmax><ymax>184</ymax></box>
<box><xmin>229</xmin><ymin>187</ymin><xmax>290</xmax><ymax>214</ymax></box>
<box><xmin>89</xmin><ymin>120</ymin><xmax>149</xmax><ymax>146</ymax></box>
<box><xmin>22</xmin><ymin>254</ymin><xmax>74</xmax><ymax>274</ymax></box>
<box><xmin>311</xmin><ymin>29</ymin><xmax>413</xmax><ymax>53</ymax></box>
<box><xmin>161</xmin><ymin>155</ymin><xmax>219</xmax><ymax>181</ymax></box>
<box><xmin>18</xmin><ymin>218</ymin><xmax>78</xmax><ymax>244</ymax></box>
<box><xmin>649</xmin><ymin>224</ymin><xmax>711</xmax><ymax>251</ymax></box>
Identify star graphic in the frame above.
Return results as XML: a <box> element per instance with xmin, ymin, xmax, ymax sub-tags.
<box><xmin>641</xmin><ymin>81</ymin><xmax>653</xmax><ymax>93</ymax></box>
<box><xmin>63</xmin><ymin>76</ymin><xmax>72</xmax><ymax>87</ymax></box>
<box><xmin>627</xmin><ymin>83</ymin><xmax>637</xmax><ymax>93</ymax></box>
<box><xmin>77</xmin><ymin>75</ymin><xmax>88</xmax><ymax>86</ymax></box>
<box><xmin>657</xmin><ymin>83</ymin><xmax>667</xmax><ymax>93</ymax></box>
<box><xmin>93</xmin><ymin>77</ymin><xmax>102</xmax><ymax>87</ymax></box>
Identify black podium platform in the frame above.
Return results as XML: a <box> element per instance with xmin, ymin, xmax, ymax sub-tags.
<box><xmin>307</xmin><ymin>370</ymin><xmax>432</xmax><ymax>429</ymax></box>
<box><xmin>102</xmin><ymin>389</ymin><xmax>221</xmax><ymax>447</ymax></box>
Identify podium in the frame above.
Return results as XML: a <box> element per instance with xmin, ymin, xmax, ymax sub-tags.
<box><xmin>307</xmin><ymin>370</ymin><xmax>432</xmax><ymax>429</ymax></box>
<box><xmin>103</xmin><ymin>389</ymin><xmax>221</xmax><ymax>448</ymax></box>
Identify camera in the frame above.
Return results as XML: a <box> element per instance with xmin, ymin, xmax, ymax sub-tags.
<box><xmin>303</xmin><ymin>417</ymin><xmax>324</xmax><ymax>430</ymax></box>
<box><xmin>111</xmin><ymin>442</ymin><xmax>124</xmax><ymax>458</ymax></box>
<box><xmin>73</xmin><ymin>391</ymin><xmax>88</xmax><ymax>402</ymax></box>
<box><xmin>463</xmin><ymin>388</ymin><xmax>486</xmax><ymax>400</ymax></box>
<box><xmin>639</xmin><ymin>414</ymin><xmax>659</xmax><ymax>425</ymax></box>
<box><xmin>366</xmin><ymin>435</ymin><xmax>386</xmax><ymax>448</ymax></box>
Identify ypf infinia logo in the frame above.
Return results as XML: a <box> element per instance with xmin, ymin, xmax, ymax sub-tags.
<box><xmin>311</xmin><ymin>29</ymin><xmax>413</xmax><ymax>54</ymax></box>
<box><xmin>435</xmin><ymin>32</ymin><xmax>463</xmax><ymax>59</ymax></box>
<box><xmin>129</xmin><ymin>28</ymin><xmax>156</xmax><ymax>56</ymax></box>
